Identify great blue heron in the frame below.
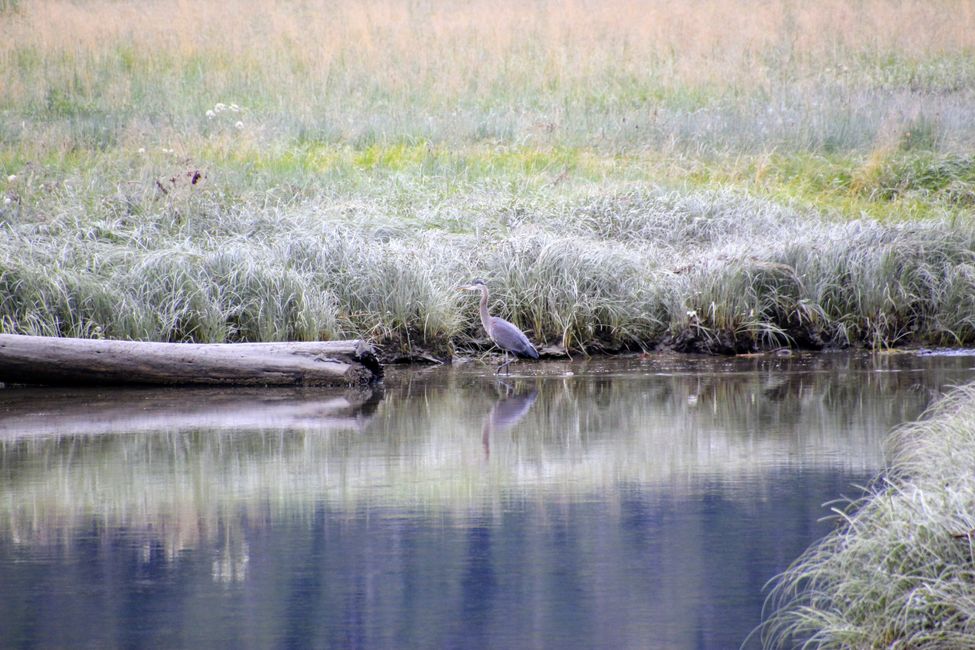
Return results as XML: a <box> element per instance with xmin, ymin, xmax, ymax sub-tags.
<box><xmin>458</xmin><ymin>279</ymin><xmax>539</xmax><ymax>374</ymax></box>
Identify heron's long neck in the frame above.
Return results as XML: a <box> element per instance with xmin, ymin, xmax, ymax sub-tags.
<box><xmin>478</xmin><ymin>286</ymin><xmax>492</xmax><ymax>336</ymax></box>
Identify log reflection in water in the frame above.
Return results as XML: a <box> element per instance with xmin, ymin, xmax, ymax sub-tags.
<box><xmin>0</xmin><ymin>386</ymin><xmax>381</xmax><ymax>439</ymax></box>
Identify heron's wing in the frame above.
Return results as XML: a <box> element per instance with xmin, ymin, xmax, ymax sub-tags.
<box><xmin>489</xmin><ymin>317</ymin><xmax>539</xmax><ymax>358</ymax></box>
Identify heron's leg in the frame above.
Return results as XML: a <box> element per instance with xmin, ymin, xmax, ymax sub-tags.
<box><xmin>495</xmin><ymin>351</ymin><xmax>508</xmax><ymax>375</ymax></box>
<box><xmin>501</xmin><ymin>355</ymin><xmax>517</xmax><ymax>375</ymax></box>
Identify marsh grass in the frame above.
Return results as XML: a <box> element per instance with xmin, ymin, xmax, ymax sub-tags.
<box><xmin>762</xmin><ymin>382</ymin><xmax>975</xmax><ymax>648</ymax></box>
<box><xmin>1</xmin><ymin>0</ymin><xmax>974</xmax><ymax>353</ymax></box>
<box><xmin>2</xmin><ymin>174</ymin><xmax>973</xmax><ymax>354</ymax></box>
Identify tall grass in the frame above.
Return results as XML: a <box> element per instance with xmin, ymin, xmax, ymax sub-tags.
<box><xmin>1</xmin><ymin>0</ymin><xmax>974</xmax><ymax>352</ymax></box>
<box><xmin>2</xmin><ymin>177</ymin><xmax>973</xmax><ymax>353</ymax></box>
<box><xmin>762</xmin><ymin>382</ymin><xmax>975</xmax><ymax>648</ymax></box>
<box><xmin>2</xmin><ymin>0</ymin><xmax>974</xmax><ymax>154</ymax></box>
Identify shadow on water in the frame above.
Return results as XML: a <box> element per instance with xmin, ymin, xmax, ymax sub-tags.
<box><xmin>1</xmin><ymin>352</ymin><xmax>974</xmax><ymax>648</ymax></box>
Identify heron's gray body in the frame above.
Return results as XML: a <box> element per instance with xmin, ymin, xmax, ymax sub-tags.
<box><xmin>487</xmin><ymin>316</ymin><xmax>539</xmax><ymax>360</ymax></box>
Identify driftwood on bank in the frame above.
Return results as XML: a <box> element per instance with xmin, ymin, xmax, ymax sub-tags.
<box><xmin>0</xmin><ymin>334</ymin><xmax>382</xmax><ymax>387</ymax></box>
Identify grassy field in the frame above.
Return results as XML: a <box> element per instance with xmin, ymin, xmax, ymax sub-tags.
<box><xmin>1</xmin><ymin>0</ymin><xmax>974</xmax><ymax>354</ymax></box>
<box><xmin>763</xmin><ymin>380</ymin><xmax>975</xmax><ymax>648</ymax></box>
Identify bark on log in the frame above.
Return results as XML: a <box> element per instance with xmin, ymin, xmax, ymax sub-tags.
<box><xmin>0</xmin><ymin>334</ymin><xmax>382</xmax><ymax>387</ymax></box>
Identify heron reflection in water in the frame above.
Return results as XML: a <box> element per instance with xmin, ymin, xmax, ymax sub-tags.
<box><xmin>458</xmin><ymin>279</ymin><xmax>539</xmax><ymax>374</ymax></box>
<box><xmin>481</xmin><ymin>382</ymin><xmax>538</xmax><ymax>460</ymax></box>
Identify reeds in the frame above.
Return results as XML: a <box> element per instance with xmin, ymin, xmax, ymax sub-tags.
<box><xmin>762</xmin><ymin>382</ymin><xmax>975</xmax><ymax>648</ymax></box>
<box><xmin>2</xmin><ymin>181</ymin><xmax>973</xmax><ymax>353</ymax></box>
<box><xmin>1</xmin><ymin>1</ymin><xmax>974</xmax><ymax>352</ymax></box>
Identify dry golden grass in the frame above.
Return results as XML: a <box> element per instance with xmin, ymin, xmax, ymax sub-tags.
<box><xmin>3</xmin><ymin>0</ymin><xmax>973</xmax><ymax>161</ymax></box>
<box><xmin>11</xmin><ymin>0</ymin><xmax>975</xmax><ymax>62</ymax></box>
<box><xmin>4</xmin><ymin>0</ymin><xmax>974</xmax><ymax>106</ymax></box>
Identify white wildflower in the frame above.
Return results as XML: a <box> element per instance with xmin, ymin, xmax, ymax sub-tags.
<box><xmin>214</xmin><ymin>103</ymin><xmax>227</xmax><ymax>113</ymax></box>
<box><xmin>686</xmin><ymin>309</ymin><xmax>698</xmax><ymax>320</ymax></box>
<box><xmin>229</xmin><ymin>103</ymin><xmax>240</xmax><ymax>112</ymax></box>
<box><xmin>6</xmin><ymin>175</ymin><xmax>15</xmax><ymax>182</ymax></box>
<box><xmin>3</xmin><ymin>197</ymin><xmax>10</xmax><ymax>205</ymax></box>
<box><xmin>235</xmin><ymin>121</ymin><xmax>244</xmax><ymax>130</ymax></box>
<box><xmin>137</xmin><ymin>147</ymin><xmax>146</xmax><ymax>154</ymax></box>
<box><xmin>206</xmin><ymin>110</ymin><xmax>216</xmax><ymax>119</ymax></box>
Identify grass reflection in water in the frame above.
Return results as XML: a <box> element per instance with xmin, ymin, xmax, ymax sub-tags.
<box><xmin>2</xmin><ymin>353</ymin><xmax>966</xmax><ymax>560</ymax></box>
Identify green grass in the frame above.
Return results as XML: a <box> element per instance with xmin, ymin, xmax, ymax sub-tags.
<box><xmin>681</xmin><ymin>151</ymin><xmax>975</xmax><ymax>222</ymax></box>
<box><xmin>762</xmin><ymin>381</ymin><xmax>975</xmax><ymax>648</ymax></box>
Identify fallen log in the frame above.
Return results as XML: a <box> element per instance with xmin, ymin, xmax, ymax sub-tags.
<box><xmin>0</xmin><ymin>334</ymin><xmax>382</xmax><ymax>387</ymax></box>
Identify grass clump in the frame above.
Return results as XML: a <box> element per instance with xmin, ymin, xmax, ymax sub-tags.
<box><xmin>853</xmin><ymin>152</ymin><xmax>975</xmax><ymax>208</ymax></box>
<box><xmin>762</xmin><ymin>382</ymin><xmax>975</xmax><ymax>649</ymax></box>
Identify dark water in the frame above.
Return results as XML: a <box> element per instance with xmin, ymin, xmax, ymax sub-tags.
<box><xmin>1</xmin><ymin>352</ymin><xmax>974</xmax><ymax>649</ymax></box>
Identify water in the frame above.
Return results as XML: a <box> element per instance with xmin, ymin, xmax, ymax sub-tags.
<box><xmin>1</xmin><ymin>352</ymin><xmax>974</xmax><ymax>649</ymax></box>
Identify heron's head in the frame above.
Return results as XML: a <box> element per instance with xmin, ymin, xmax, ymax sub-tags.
<box><xmin>457</xmin><ymin>278</ymin><xmax>488</xmax><ymax>292</ymax></box>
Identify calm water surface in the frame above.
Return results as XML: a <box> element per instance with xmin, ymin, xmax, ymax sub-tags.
<box><xmin>2</xmin><ymin>352</ymin><xmax>974</xmax><ymax>649</ymax></box>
